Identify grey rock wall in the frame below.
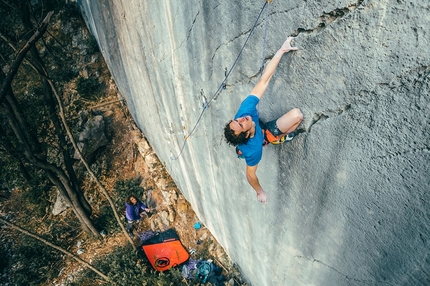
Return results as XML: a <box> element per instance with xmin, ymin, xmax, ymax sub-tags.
<box><xmin>78</xmin><ymin>0</ymin><xmax>430</xmax><ymax>285</ymax></box>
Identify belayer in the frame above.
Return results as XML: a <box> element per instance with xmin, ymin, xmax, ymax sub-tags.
<box><xmin>223</xmin><ymin>37</ymin><xmax>303</xmax><ymax>204</ymax></box>
<box><xmin>125</xmin><ymin>194</ymin><xmax>151</xmax><ymax>238</ymax></box>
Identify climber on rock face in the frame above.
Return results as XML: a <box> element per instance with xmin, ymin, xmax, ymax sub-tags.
<box><xmin>223</xmin><ymin>36</ymin><xmax>303</xmax><ymax>204</ymax></box>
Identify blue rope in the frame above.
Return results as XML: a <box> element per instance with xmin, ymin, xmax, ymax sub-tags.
<box><xmin>260</xmin><ymin>0</ymin><xmax>270</xmax><ymax>77</ymax></box>
<box><xmin>171</xmin><ymin>1</ymin><xmax>268</xmax><ymax>160</ymax></box>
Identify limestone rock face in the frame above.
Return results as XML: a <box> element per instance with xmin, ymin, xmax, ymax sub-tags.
<box><xmin>79</xmin><ymin>1</ymin><xmax>430</xmax><ymax>285</ymax></box>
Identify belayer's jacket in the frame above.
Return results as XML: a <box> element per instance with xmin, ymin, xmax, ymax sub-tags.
<box><xmin>125</xmin><ymin>200</ymin><xmax>147</xmax><ymax>221</ymax></box>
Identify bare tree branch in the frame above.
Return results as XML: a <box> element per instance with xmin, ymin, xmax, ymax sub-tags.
<box><xmin>0</xmin><ymin>217</ymin><xmax>109</xmax><ymax>281</ymax></box>
<box><xmin>2</xmin><ymin>15</ymin><xmax>135</xmax><ymax>247</ymax></box>
<box><xmin>0</xmin><ymin>11</ymin><xmax>53</xmax><ymax>104</ymax></box>
<box><xmin>46</xmin><ymin>77</ymin><xmax>136</xmax><ymax>248</ymax></box>
<box><xmin>0</xmin><ymin>102</ymin><xmax>99</xmax><ymax>235</ymax></box>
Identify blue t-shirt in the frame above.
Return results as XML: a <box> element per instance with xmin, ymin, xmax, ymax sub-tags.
<box><xmin>234</xmin><ymin>95</ymin><xmax>264</xmax><ymax>166</ymax></box>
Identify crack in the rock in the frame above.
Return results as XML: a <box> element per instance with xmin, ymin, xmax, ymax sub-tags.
<box><xmin>205</xmin><ymin>1</ymin><xmax>367</xmax><ymax>88</ymax></box>
<box><xmin>371</xmin><ymin>147</ymin><xmax>430</xmax><ymax>160</ymax></box>
<box><xmin>308</xmin><ymin>104</ymin><xmax>351</xmax><ymax>131</ymax></box>
<box><xmin>186</xmin><ymin>10</ymin><xmax>200</xmax><ymax>41</ymax></box>
<box><xmin>292</xmin><ymin>0</ymin><xmax>364</xmax><ymax>36</ymax></box>
<box><xmin>211</xmin><ymin>27</ymin><xmax>253</xmax><ymax>61</ymax></box>
<box><xmin>248</xmin><ymin>54</ymin><xmax>274</xmax><ymax>80</ymax></box>
<box><xmin>294</xmin><ymin>255</ymin><xmax>389</xmax><ymax>285</ymax></box>
<box><xmin>294</xmin><ymin>255</ymin><xmax>373</xmax><ymax>284</ymax></box>
<box><xmin>209</xmin><ymin>19</ymin><xmax>267</xmax><ymax>83</ymax></box>
<box><xmin>209</xmin><ymin>5</ymin><xmax>294</xmax><ymax>74</ymax></box>
<box><xmin>208</xmin><ymin>28</ymin><xmax>252</xmax><ymax>80</ymax></box>
<box><xmin>161</xmin><ymin>10</ymin><xmax>200</xmax><ymax>63</ymax></box>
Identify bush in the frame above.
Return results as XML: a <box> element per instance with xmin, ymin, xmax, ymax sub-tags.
<box><xmin>9</xmin><ymin>236</ymin><xmax>63</xmax><ymax>285</ymax></box>
<box><xmin>84</xmin><ymin>35</ymin><xmax>100</xmax><ymax>54</ymax></box>
<box><xmin>76</xmin><ymin>77</ymin><xmax>102</xmax><ymax>100</ymax></box>
<box><xmin>21</xmin><ymin>178</ymin><xmax>51</xmax><ymax>217</ymax></box>
<box><xmin>54</xmin><ymin>68</ymin><xmax>78</xmax><ymax>82</ymax></box>
<box><xmin>113</xmin><ymin>178</ymin><xmax>145</xmax><ymax>208</ymax></box>
<box><xmin>95</xmin><ymin>204</ymin><xmax>121</xmax><ymax>234</ymax></box>
<box><xmin>94</xmin><ymin>178</ymin><xmax>145</xmax><ymax>234</ymax></box>
<box><xmin>0</xmin><ymin>244</ymin><xmax>10</xmax><ymax>274</ymax></box>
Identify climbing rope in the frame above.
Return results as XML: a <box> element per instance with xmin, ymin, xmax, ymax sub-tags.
<box><xmin>171</xmin><ymin>1</ymin><xmax>270</xmax><ymax>160</ymax></box>
<box><xmin>260</xmin><ymin>0</ymin><xmax>270</xmax><ymax>77</ymax></box>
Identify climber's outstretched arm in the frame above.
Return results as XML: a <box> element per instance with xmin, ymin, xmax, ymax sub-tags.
<box><xmin>246</xmin><ymin>164</ymin><xmax>269</xmax><ymax>204</ymax></box>
<box><xmin>250</xmin><ymin>36</ymin><xmax>298</xmax><ymax>99</ymax></box>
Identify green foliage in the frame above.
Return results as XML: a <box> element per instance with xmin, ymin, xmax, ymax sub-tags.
<box><xmin>0</xmin><ymin>165</ymin><xmax>51</xmax><ymax>218</ymax></box>
<box><xmin>0</xmin><ymin>153</ymin><xmax>23</xmax><ymax>188</ymax></box>
<box><xmin>53</xmin><ymin>68</ymin><xmax>78</xmax><ymax>83</ymax></box>
<box><xmin>76</xmin><ymin>77</ymin><xmax>102</xmax><ymax>100</ymax></box>
<box><xmin>95</xmin><ymin>204</ymin><xmax>121</xmax><ymax>233</ymax></box>
<box><xmin>11</xmin><ymin>83</ymin><xmax>50</xmax><ymax>146</ymax></box>
<box><xmin>21</xmin><ymin>177</ymin><xmax>51</xmax><ymax>217</ymax></box>
<box><xmin>95</xmin><ymin>178</ymin><xmax>145</xmax><ymax>234</ymax></box>
<box><xmin>70</xmin><ymin>245</ymin><xmax>191</xmax><ymax>286</ymax></box>
<box><xmin>0</xmin><ymin>243</ymin><xmax>10</xmax><ymax>274</ymax></box>
<box><xmin>113</xmin><ymin>178</ymin><xmax>145</xmax><ymax>208</ymax></box>
<box><xmin>84</xmin><ymin>35</ymin><xmax>100</xmax><ymax>54</ymax></box>
<box><xmin>60</xmin><ymin>1</ymin><xmax>82</xmax><ymax>20</ymax></box>
<box><xmin>9</xmin><ymin>236</ymin><xmax>63</xmax><ymax>286</ymax></box>
<box><xmin>47</xmin><ymin>217</ymin><xmax>82</xmax><ymax>248</ymax></box>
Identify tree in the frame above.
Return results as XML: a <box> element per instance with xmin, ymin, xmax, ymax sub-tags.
<box><xmin>0</xmin><ymin>0</ymin><xmax>135</xmax><ymax>246</ymax></box>
<box><xmin>0</xmin><ymin>1</ymin><xmax>98</xmax><ymax>235</ymax></box>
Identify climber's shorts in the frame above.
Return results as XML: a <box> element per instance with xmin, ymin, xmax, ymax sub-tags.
<box><xmin>260</xmin><ymin>119</ymin><xmax>283</xmax><ymax>145</ymax></box>
<box><xmin>264</xmin><ymin>119</ymin><xmax>283</xmax><ymax>136</ymax></box>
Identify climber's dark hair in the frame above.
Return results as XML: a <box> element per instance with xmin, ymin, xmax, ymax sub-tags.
<box><xmin>223</xmin><ymin>120</ymin><xmax>250</xmax><ymax>146</ymax></box>
<box><xmin>126</xmin><ymin>194</ymin><xmax>138</xmax><ymax>204</ymax></box>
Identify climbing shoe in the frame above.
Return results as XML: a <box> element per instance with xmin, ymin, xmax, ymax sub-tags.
<box><xmin>284</xmin><ymin>132</ymin><xmax>296</xmax><ymax>142</ymax></box>
<box><xmin>271</xmin><ymin>132</ymin><xmax>296</xmax><ymax>145</ymax></box>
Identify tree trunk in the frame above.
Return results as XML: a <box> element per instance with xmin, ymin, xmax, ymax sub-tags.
<box><xmin>19</xmin><ymin>0</ymin><xmax>93</xmax><ymax>216</ymax></box>
<box><xmin>2</xmin><ymin>79</ymin><xmax>41</xmax><ymax>154</ymax></box>
<box><xmin>2</xmin><ymin>2</ymin><xmax>134</xmax><ymax>247</ymax></box>
<box><xmin>2</xmin><ymin>90</ymin><xmax>95</xmax><ymax>233</ymax></box>
<box><xmin>0</xmin><ymin>102</ymin><xmax>99</xmax><ymax>236</ymax></box>
<box><xmin>44</xmin><ymin>170</ymin><xmax>92</xmax><ymax>234</ymax></box>
<box><xmin>46</xmin><ymin>79</ymin><xmax>136</xmax><ymax>247</ymax></box>
<box><xmin>0</xmin><ymin>11</ymin><xmax>53</xmax><ymax>103</ymax></box>
<box><xmin>44</xmin><ymin>88</ymin><xmax>93</xmax><ymax>215</ymax></box>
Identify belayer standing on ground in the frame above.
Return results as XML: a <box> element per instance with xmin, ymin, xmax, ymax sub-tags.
<box><xmin>223</xmin><ymin>36</ymin><xmax>303</xmax><ymax>204</ymax></box>
<box><xmin>125</xmin><ymin>194</ymin><xmax>150</xmax><ymax>238</ymax></box>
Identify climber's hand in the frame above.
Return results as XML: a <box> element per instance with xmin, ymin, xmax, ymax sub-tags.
<box><xmin>257</xmin><ymin>190</ymin><xmax>269</xmax><ymax>204</ymax></box>
<box><xmin>280</xmin><ymin>36</ymin><xmax>298</xmax><ymax>53</ymax></box>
